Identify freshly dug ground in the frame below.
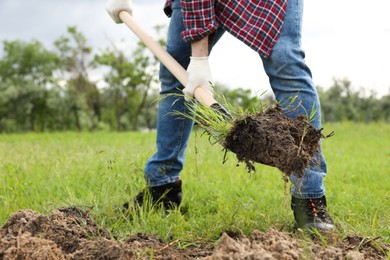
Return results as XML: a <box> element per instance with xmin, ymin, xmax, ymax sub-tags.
<box><xmin>1</xmin><ymin>207</ymin><xmax>388</xmax><ymax>259</ymax></box>
<box><xmin>224</xmin><ymin>105</ymin><xmax>326</xmax><ymax>176</ymax></box>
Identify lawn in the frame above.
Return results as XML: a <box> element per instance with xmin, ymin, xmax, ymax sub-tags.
<box><xmin>0</xmin><ymin>122</ymin><xmax>389</xmax><ymax>244</ymax></box>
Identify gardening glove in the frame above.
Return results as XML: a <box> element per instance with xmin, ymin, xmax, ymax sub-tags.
<box><xmin>105</xmin><ymin>0</ymin><xmax>133</xmax><ymax>23</ymax></box>
<box><xmin>183</xmin><ymin>56</ymin><xmax>213</xmax><ymax>101</ymax></box>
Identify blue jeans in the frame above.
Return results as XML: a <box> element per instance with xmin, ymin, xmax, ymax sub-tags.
<box><xmin>144</xmin><ymin>0</ymin><xmax>326</xmax><ymax>199</ymax></box>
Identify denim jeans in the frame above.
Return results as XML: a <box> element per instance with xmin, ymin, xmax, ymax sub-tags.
<box><xmin>144</xmin><ymin>0</ymin><xmax>326</xmax><ymax>199</ymax></box>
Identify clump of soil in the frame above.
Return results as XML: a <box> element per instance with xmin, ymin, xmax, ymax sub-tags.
<box><xmin>1</xmin><ymin>207</ymin><xmax>388</xmax><ymax>259</ymax></box>
<box><xmin>224</xmin><ymin>105</ymin><xmax>324</xmax><ymax>177</ymax></box>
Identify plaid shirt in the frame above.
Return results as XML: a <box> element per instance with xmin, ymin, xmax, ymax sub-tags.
<box><xmin>164</xmin><ymin>0</ymin><xmax>287</xmax><ymax>58</ymax></box>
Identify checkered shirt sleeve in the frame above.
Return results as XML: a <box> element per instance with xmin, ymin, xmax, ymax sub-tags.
<box><xmin>164</xmin><ymin>0</ymin><xmax>287</xmax><ymax>58</ymax></box>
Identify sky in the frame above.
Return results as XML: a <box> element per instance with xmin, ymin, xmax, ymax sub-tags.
<box><xmin>1</xmin><ymin>0</ymin><xmax>390</xmax><ymax>97</ymax></box>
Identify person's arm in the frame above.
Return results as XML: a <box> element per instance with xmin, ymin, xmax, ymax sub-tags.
<box><xmin>183</xmin><ymin>36</ymin><xmax>213</xmax><ymax>100</ymax></box>
<box><xmin>181</xmin><ymin>0</ymin><xmax>216</xmax><ymax>99</ymax></box>
<box><xmin>191</xmin><ymin>37</ymin><xmax>209</xmax><ymax>57</ymax></box>
<box><xmin>188</xmin><ymin>36</ymin><xmax>231</xmax><ymax>117</ymax></box>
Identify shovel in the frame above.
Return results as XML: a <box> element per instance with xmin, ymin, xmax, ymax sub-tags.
<box><xmin>118</xmin><ymin>11</ymin><xmax>229</xmax><ymax>115</ymax></box>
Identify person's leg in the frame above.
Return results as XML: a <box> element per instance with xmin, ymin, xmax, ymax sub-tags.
<box><xmin>143</xmin><ymin>1</ymin><xmax>225</xmax><ymax>187</ymax></box>
<box><xmin>137</xmin><ymin>1</ymin><xmax>225</xmax><ymax>209</ymax></box>
<box><xmin>261</xmin><ymin>0</ymin><xmax>333</xmax><ymax>229</ymax></box>
<box><xmin>261</xmin><ymin>0</ymin><xmax>325</xmax><ymax>198</ymax></box>
<box><xmin>143</xmin><ymin>0</ymin><xmax>193</xmax><ymax>187</ymax></box>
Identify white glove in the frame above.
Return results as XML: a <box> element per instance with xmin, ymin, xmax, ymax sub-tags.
<box><xmin>183</xmin><ymin>57</ymin><xmax>213</xmax><ymax>101</ymax></box>
<box><xmin>105</xmin><ymin>0</ymin><xmax>133</xmax><ymax>24</ymax></box>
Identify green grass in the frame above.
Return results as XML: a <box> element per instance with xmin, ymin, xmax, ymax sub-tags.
<box><xmin>0</xmin><ymin>123</ymin><xmax>389</xmax><ymax>244</ymax></box>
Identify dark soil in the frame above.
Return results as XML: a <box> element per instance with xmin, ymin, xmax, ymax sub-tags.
<box><xmin>1</xmin><ymin>207</ymin><xmax>388</xmax><ymax>259</ymax></box>
<box><xmin>224</xmin><ymin>105</ymin><xmax>325</xmax><ymax>177</ymax></box>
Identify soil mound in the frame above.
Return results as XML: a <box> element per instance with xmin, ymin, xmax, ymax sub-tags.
<box><xmin>206</xmin><ymin>228</ymin><xmax>389</xmax><ymax>260</ymax></box>
<box><xmin>0</xmin><ymin>208</ymin><xmax>209</xmax><ymax>259</ymax></box>
<box><xmin>224</xmin><ymin>105</ymin><xmax>325</xmax><ymax>176</ymax></box>
<box><xmin>1</xmin><ymin>208</ymin><xmax>388</xmax><ymax>259</ymax></box>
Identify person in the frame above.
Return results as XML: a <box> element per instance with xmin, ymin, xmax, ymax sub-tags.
<box><xmin>105</xmin><ymin>0</ymin><xmax>335</xmax><ymax>230</ymax></box>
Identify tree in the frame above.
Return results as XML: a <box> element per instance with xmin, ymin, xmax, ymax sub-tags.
<box><xmin>318</xmin><ymin>78</ymin><xmax>390</xmax><ymax>123</ymax></box>
<box><xmin>0</xmin><ymin>40</ymin><xmax>60</xmax><ymax>131</ymax></box>
<box><xmin>95</xmin><ymin>26</ymin><xmax>164</xmax><ymax>131</ymax></box>
<box><xmin>54</xmin><ymin>26</ymin><xmax>100</xmax><ymax>131</ymax></box>
<box><xmin>318</xmin><ymin>78</ymin><xmax>356</xmax><ymax>122</ymax></box>
<box><xmin>379</xmin><ymin>90</ymin><xmax>390</xmax><ymax>123</ymax></box>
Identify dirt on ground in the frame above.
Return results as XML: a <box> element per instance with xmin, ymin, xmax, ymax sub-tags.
<box><xmin>1</xmin><ymin>207</ymin><xmax>388</xmax><ymax>259</ymax></box>
<box><xmin>224</xmin><ymin>105</ymin><xmax>328</xmax><ymax>177</ymax></box>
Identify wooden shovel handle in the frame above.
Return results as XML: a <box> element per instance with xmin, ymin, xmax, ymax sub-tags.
<box><xmin>119</xmin><ymin>11</ymin><xmax>217</xmax><ymax>106</ymax></box>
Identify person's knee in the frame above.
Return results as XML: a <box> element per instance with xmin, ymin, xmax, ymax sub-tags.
<box><xmin>267</xmin><ymin>41</ymin><xmax>306</xmax><ymax>70</ymax></box>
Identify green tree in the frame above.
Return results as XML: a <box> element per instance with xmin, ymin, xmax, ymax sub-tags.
<box><xmin>318</xmin><ymin>78</ymin><xmax>390</xmax><ymax>123</ymax></box>
<box><xmin>318</xmin><ymin>78</ymin><xmax>357</xmax><ymax>122</ymax></box>
<box><xmin>54</xmin><ymin>26</ymin><xmax>100</xmax><ymax>131</ymax></box>
<box><xmin>95</xmin><ymin>38</ymin><xmax>161</xmax><ymax>131</ymax></box>
<box><xmin>215</xmin><ymin>84</ymin><xmax>275</xmax><ymax>114</ymax></box>
<box><xmin>0</xmin><ymin>40</ymin><xmax>60</xmax><ymax>131</ymax></box>
<box><xmin>379</xmin><ymin>90</ymin><xmax>390</xmax><ymax>123</ymax></box>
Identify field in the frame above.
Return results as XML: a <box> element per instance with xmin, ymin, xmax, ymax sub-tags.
<box><xmin>0</xmin><ymin>122</ymin><xmax>389</xmax><ymax>259</ymax></box>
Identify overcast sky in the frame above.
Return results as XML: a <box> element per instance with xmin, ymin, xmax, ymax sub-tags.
<box><xmin>1</xmin><ymin>0</ymin><xmax>389</xmax><ymax>97</ymax></box>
